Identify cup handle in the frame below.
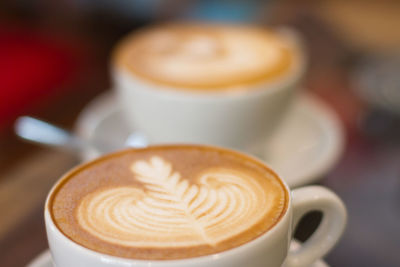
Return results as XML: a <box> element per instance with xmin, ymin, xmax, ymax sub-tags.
<box><xmin>284</xmin><ymin>186</ymin><xmax>347</xmax><ymax>267</ymax></box>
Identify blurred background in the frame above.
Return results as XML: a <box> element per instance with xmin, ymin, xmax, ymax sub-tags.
<box><xmin>0</xmin><ymin>0</ymin><xmax>400</xmax><ymax>266</ymax></box>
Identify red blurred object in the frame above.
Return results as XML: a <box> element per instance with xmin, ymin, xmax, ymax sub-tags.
<box><xmin>0</xmin><ymin>27</ymin><xmax>81</xmax><ymax>130</ymax></box>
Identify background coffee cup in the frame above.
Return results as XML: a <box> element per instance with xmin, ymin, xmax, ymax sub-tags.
<box><xmin>112</xmin><ymin>24</ymin><xmax>306</xmax><ymax>156</ymax></box>
<box><xmin>45</xmin><ymin>146</ymin><xmax>346</xmax><ymax>267</ymax></box>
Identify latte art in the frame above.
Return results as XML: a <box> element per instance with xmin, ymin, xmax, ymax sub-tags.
<box><xmin>113</xmin><ymin>24</ymin><xmax>298</xmax><ymax>90</ymax></box>
<box><xmin>50</xmin><ymin>146</ymin><xmax>287</xmax><ymax>259</ymax></box>
<box><xmin>77</xmin><ymin>156</ymin><xmax>274</xmax><ymax>248</ymax></box>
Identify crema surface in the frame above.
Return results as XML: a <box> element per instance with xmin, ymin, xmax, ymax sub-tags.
<box><xmin>50</xmin><ymin>146</ymin><xmax>288</xmax><ymax>260</ymax></box>
<box><xmin>113</xmin><ymin>24</ymin><xmax>297</xmax><ymax>90</ymax></box>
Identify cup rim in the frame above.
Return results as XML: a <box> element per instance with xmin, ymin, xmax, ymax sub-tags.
<box><xmin>45</xmin><ymin>144</ymin><xmax>292</xmax><ymax>265</ymax></box>
<box><xmin>111</xmin><ymin>26</ymin><xmax>307</xmax><ymax>100</ymax></box>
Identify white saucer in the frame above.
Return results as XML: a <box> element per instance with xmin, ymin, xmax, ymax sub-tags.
<box><xmin>26</xmin><ymin>241</ymin><xmax>328</xmax><ymax>267</ymax></box>
<box><xmin>75</xmin><ymin>91</ymin><xmax>344</xmax><ymax>188</ymax></box>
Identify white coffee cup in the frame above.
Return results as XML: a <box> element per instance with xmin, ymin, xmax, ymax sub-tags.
<box><xmin>112</xmin><ymin>24</ymin><xmax>306</xmax><ymax>155</ymax></box>
<box><xmin>45</xmin><ymin>165</ymin><xmax>346</xmax><ymax>267</ymax></box>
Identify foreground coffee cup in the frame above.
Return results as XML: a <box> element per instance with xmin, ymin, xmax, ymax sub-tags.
<box><xmin>112</xmin><ymin>23</ymin><xmax>306</xmax><ymax>155</ymax></box>
<box><xmin>45</xmin><ymin>145</ymin><xmax>346</xmax><ymax>267</ymax></box>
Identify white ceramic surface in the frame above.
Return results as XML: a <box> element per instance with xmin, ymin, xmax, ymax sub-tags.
<box><xmin>112</xmin><ymin>28</ymin><xmax>305</xmax><ymax>156</ymax></box>
<box><xmin>75</xmin><ymin>91</ymin><xmax>344</xmax><ymax>188</ymax></box>
<box><xmin>44</xmin><ymin>144</ymin><xmax>346</xmax><ymax>266</ymax></box>
<box><xmin>27</xmin><ymin>241</ymin><xmax>329</xmax><ymax>267</ymax></box>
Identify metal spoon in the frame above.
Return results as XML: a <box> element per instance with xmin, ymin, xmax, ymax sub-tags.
<box><xmin>14</xmin><ymin>116</ymin><xmax>147</xmax><ymax>155</ymax></box>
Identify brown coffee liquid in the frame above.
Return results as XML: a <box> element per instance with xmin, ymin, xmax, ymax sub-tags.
<box><xmin>113</xmin><ymin>23</ymin><xmax>297</xmax><ymax>91</ymax></box>
<box><xmin>50</xmin><ymin>145</ymin><xmax>288</xmax><ymax>260</ymax></box>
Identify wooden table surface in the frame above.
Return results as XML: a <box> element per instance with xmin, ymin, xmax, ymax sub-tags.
<box><xmin>1</xmin><ymin>2</ymin><xmax>399</xmax><ymax>266</ymax></box>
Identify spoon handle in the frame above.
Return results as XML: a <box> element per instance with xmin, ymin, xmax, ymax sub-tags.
<box><xmin>14</xmin><ymin>116</ymin><xmax>87</xmax><ymax>152</ymax></box>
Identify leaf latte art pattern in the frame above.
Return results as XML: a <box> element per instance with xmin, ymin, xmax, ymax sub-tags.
<box><xmin>77</xmin><ymin>156</ymin><xmax>277</xmax><ymax>248</ymax></box>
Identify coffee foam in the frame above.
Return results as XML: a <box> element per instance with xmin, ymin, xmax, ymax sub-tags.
<box><xmin>113</xmin><ymin>24</ymin><xmax>297</xmax><ymax>90</ymax></box>
<box><xmin>50</xmin><ymin>146</ymin><xmax>288</xmax><ymax>260</ymax></box>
